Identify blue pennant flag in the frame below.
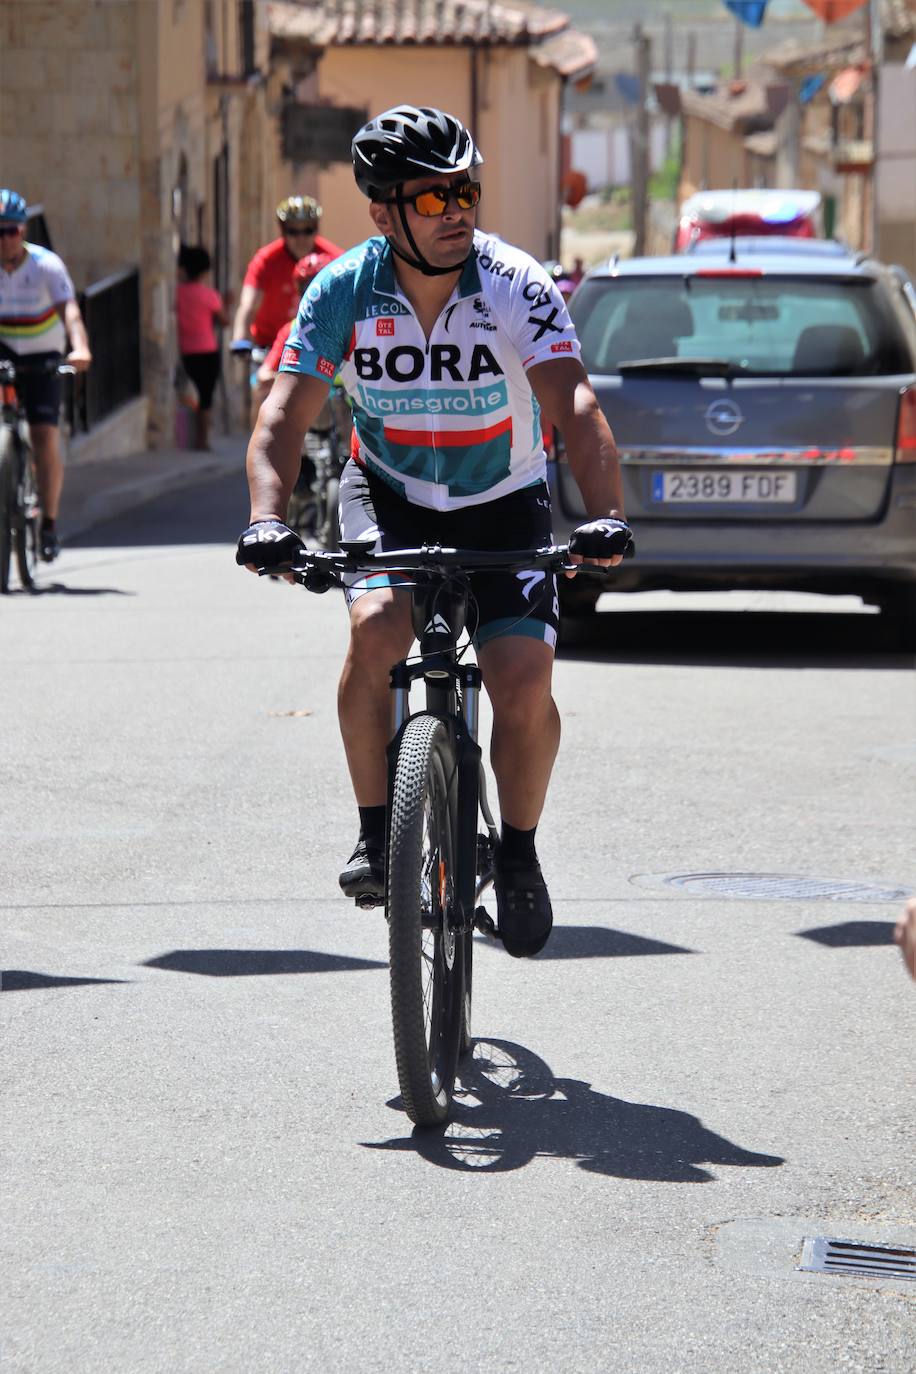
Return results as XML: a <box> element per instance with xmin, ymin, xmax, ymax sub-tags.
<box><xmin>799</xmin><ymin>73</ymin><xmax>826</xmax><ymax>103</ymax></box>
<box><xmin>723</xmin><ymin>0</ymin><xmax>770</xmax><ymax>25</ymax></box>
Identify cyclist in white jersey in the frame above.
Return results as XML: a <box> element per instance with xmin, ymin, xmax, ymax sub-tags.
<box><xmin>0</xmin><ymin>189</ymin><xmax>92</xmax><ymax>561</ymax></box>
<box><xmin>237</xmin><ymin>106</ymin><xmax>631</xmax><ymax>957</ymax></box>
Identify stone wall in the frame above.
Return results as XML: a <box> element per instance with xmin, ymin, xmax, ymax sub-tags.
<box><xmin>0</xmin><ymin>1</ymin><xmax>142</xmax><ymax>288</ymax></box>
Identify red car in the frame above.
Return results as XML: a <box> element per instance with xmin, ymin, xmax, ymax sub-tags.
<box><xmin>675</xmin><ymin>189</ymin><xmax>822</xmax><ymax>252</ymax></box>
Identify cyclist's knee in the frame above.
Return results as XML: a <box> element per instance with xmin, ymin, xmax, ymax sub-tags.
<box><xmin>348</xmin><ymin>592</ymin><xmax>411</xmax><ymax>663</ymax></box>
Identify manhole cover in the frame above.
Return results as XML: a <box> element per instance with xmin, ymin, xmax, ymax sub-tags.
<box><xmin>632</xmin><ymin>872</ymin><xmax>910</xmax><ymax>903</ymax></box>
<box><xmin>799</xmin><ymin>1237</ymin><xmax>916</xmax><ymax>1281</ymax></box>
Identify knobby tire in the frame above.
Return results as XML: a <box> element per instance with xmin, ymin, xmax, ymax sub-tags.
<box><xmin>0</xmin><ymin>428</ymin><xmax>16</xmax><ymax>594</ymax></box>
<box><xmin>14</xmin><ymin>439</ymin><xmax>39</xmax><ymax>591</ymax></box>
<box><xmin>387</xmin><ymin>714</ymin><xmax>463</xmax><ymax>1126</ymax></box>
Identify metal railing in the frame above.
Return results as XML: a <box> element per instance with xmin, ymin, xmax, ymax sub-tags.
<box><xmin>68</xmin><ymin>266</ymin><xmax>142</xmax><ymax>434</ymax></box>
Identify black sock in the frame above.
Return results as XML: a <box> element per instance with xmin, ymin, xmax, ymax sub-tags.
<box><xmin>41</xmin><ymin>516</ymin><xmax>56</xmax><ymax>533</ymax></box>
<box><xmin>358</xmin><ymin>805</ymin><xmax>386</xmax><ymax>850</ymax></box>
<box><xmin>500</xmin><ymin>821</ymin><xmax>538</xmax><ymax>865</ymax></box>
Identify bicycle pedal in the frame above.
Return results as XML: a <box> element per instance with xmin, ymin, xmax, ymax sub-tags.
<box><xmin>474</xmin><ymin>905</ymin><xmax>497</xmax><ymax>937</ymax></box>
<box><xmin>355</xmin><ymin>893</ymin><xmax>383</xmax><ymax>911</ymax></box>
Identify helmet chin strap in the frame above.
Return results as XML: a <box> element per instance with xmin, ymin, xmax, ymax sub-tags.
<box><xmin>386</xmin><ymin>192</ymin><xmax>469</xmax><ymax>278</ymax></box>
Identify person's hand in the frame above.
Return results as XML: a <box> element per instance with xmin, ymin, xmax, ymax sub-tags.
<box><xmin>235</xmin><ymin>520</ymin><xmax>303</xmax><ymax>579</ymax></box>
<box><xmin>565</xmin><ymin>516</ymin><xmax>634</xmax><ymax>579</ymax></box>
<box><xmin>894</xmin><ymin>897</ymin><xmax>916</xmax><ymax>980</ymax></box>
<box><xmin>65</xmin><ymin>348</ymin><xmax>92</xmax><ymax>373</ymax></box>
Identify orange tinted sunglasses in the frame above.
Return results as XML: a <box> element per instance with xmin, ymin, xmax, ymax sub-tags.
<box><xmin>386</xmin><ymin>181</ymin><xmax>481</xmax><ymax>217</ymax></box>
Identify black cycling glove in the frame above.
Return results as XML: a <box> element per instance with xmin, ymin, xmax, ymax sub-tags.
<box><xmin>235</xmin><ymin>520</ymin><xmax>303</xmax><ymax>571</ymax></box>
<box><xmin>568</xmin><ymin>517</ymin><xmax>635</xmax><ymax>560</ymax></box>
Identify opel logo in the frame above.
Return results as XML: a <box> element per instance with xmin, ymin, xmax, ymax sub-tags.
<box><xmin>704</xmin><ymin>399</ymin><xmax>744</xmax><ymax>436</ymax></box>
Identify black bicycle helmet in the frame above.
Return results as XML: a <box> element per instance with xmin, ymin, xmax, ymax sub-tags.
<box><xmin>352</xmin><ymin>105</ymin><xmax>482</xmax><ymax>201</ymax></box>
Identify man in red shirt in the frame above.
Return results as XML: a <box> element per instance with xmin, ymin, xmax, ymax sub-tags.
<box><xmin>231</xmin><ymin>197</ymin><xmax>342</xmax><ymax>350</ymax></box>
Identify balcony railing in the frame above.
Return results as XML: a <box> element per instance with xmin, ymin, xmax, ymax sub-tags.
<box><xmin>67</xmin><ymin>267</ymin><xmax>142</xmax><ymax>435</ymax></box>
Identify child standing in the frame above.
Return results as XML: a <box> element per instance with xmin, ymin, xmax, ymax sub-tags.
<box><xmin>175</xmin><ymin>245</ymin><xmax>230</xmax><ymax>450</ymax></box>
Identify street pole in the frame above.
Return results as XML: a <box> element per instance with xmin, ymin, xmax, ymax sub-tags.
<box><xmin>631</xmin><ymin>22</ymin><xmax>651</xmax><ymax>256</ymax></box>
<box><xmin>733</xmin><ymin>17</ymin><xmax>744</xmax><ymax>80</ymax></box>
<box><xmin>664</xmin><ymin>9</ymin><xmax>674</xmax><ymax>158</ymax></box>
<box><xmin>867</xmin><ymin>0</ymin><xmax>882</xmax><ymax>255</ymax></box>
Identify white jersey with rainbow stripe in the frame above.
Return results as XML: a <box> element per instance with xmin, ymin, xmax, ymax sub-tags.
<box><xmin>0</xmin><ymin>243</ymin><xmax>74</xmax><ymax>356</ymax></box>
<box><xmin>279</xmin><ymin>230</ymin><xmax>581</xmax><ymax>511</ymax></box>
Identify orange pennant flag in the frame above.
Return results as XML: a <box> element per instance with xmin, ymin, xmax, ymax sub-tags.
<box><xmin>798</xmin><ymin>0</ymin><xmax>867</xmax><ymax>21</ymax></box>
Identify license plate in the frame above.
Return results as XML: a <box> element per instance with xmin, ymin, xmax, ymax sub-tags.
<box><xmin>651</xmin><ymin>470</ymin><xmax>797</xmax><ymax>504</ymax></box>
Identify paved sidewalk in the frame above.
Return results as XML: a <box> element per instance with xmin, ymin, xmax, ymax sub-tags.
<box><xmin>59</xmin><ymin>433</ymin><xmax>247</xmax><ymax>543</ymax></box>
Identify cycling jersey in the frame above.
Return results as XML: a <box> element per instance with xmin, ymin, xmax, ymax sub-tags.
<box><xmin>279</xmin><ymin>230</ymin><xmax>581</xmax><ymax>512</ymax></box>
<box><xmin>243</xmin><ymin>235</ymin><xmax>343</xmax><ymax>347</ymax></box>
<box><xmin>0</xmin><ymin>243</ymin><xmax>74</xmax><ymax>356</ymax></box>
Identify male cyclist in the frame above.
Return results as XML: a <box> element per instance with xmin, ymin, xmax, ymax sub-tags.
<box><xmin>231</xmin><ymin>197</ymin><xmax>342</xmax><ymax>353</ymax></box>
<box><xmin>237</xmin><ymin>106</ymin><xmax>630</xmax><ymax>958</ymax></box>
<box><xmin>0</xmin><ymin>189</ymin><xmax>91</xmax><ymax>561</ymax></box>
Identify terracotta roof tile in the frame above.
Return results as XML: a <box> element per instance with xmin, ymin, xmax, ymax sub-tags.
<box><xmin>268</xmin><ymin>0</ymin><xmax>572</xmax><ymax>47</ymax></box>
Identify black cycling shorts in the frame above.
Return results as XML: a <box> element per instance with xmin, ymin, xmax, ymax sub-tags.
<box><xmin>337</xmin><ymin>460</ymin><xmax>559</xmax><ymax>649</ymax></box>
<box><xmin>0</xmin><ymin>347</ymin><xmax>62</xmax><ymax>426</ymax></box>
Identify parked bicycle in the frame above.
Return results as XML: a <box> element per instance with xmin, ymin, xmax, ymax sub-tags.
<box><xmin>282</xmin><ymin>538</ymin><xmax>595</xmax><ymax>1126</ymax></box>
<box><xmin>0</xmin><ymin>356</ymin><xmax>73</xmax><ymax>594</ymax></box>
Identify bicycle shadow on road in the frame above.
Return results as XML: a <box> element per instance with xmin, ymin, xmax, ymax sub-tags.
<box><xmin>23</xmin><ymin>583</ymin><xmax>135</xmax><ymax>597</ymax></box>
<box><xmin>363</xmin><ymin>1038</ymin><xmax>784</xmax><ymax>1179</ymax></box>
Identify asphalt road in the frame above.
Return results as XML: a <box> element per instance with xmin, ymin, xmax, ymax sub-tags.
<box><xmin>2</xmin><ymin>470</ymin><xmax>915</xmax><ymax>1373</ymax></box>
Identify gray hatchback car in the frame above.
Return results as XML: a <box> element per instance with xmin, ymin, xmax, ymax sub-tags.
<box><xmin>550</xmin><ymin>242</ymin><xmax>916</xmax><ymax>642</ymax></box>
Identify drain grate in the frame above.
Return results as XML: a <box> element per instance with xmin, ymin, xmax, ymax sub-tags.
<box><xmin>641</xmin><ymin>872</ymin><xmax>910</xmax><ymax>903</ymax></box>
<box><xmin>798</xmin><ymin>1237</ymin><xmax>916</xmax><ymax>1281</ymax></box>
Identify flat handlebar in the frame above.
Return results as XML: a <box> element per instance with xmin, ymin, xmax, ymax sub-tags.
<box><xmin>278</xmin><ymin>542</ymin><xmax>593</xmax><ymax>588</ymax></box>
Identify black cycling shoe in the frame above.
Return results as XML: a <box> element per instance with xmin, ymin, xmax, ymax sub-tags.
<box><xmin>339</xmin><ymin>837</ymin><xmax>385</xmax><ymax>905</ymax></box>
<box><xmin>40</xmin><ymin>527</ymin><xmax>60</xmax><ymax>562</ymax></box>
<box><xmin>495</xmin><ymin>853</ymin><xmax>553</xmax><ymax>958</ymax></box>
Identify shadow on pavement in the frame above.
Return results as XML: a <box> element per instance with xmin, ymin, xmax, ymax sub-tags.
<box><xmin>796</xmin><ymin>920</ymin><xmax>897</xmax><ymax>948</ymax></box>
<box><xmin>26</xmin><ymin>583</ymin><xmax>135</xmax><ymax>597</ymax></box>
<box><xmin>524</xmin><ymin>925</ymin><xmax>694</xmax><ymax>960</ymax></box>
<box><xmin>364</xmin><ymin>1038</ymin><xmax>785</xmax><ymax>1178</ymax></box>
<box><xmin>2</xmin><ymin>971</ymin><xmax>130</xmax><ymax>991</ymax></box>
<box><xmin>558</xmin><ymin>607</ymin><xmax>911</xmax><ymax>668</ymax></box>
<box><xmin>67</xmin><ymin>465</ymin><xmax>248</xmax><ymax>550</ymax></box>
<box><xmin>143</xmin><ymin>948</ymin><xmax>386</xmax><ymax>976</ymax></box>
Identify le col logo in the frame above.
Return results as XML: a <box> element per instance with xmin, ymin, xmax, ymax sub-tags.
<box><xmin>280</xmin><ymin>346</ymin><xmax>300</xmax><ymax>368</ymax></box>
<box><xmin>354</xmin><ymin>343</ymin><xmax>504</xmax><ymax>383</ymax></box>
<box><xmin>377</xmin><ymin>319</ymin><xmax>395</xmax><ymax>337</ymax></box>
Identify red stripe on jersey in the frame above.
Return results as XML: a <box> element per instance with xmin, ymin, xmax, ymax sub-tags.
<box><xmin>0</xmin><ymin>305</ymin><xmax>58</xmax><ymax>328</ymax></box>
<box><xmin>343</xmin><ymin>324</ymin><xmax>357</xmax><ymax>361</ymax></box>
<box><xmin>383</xmin><ymin>416</ymin><xmax>513</xmax><ymax>447</ymax></box>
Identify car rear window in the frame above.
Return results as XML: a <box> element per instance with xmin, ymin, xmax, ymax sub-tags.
<box><xmin>572</xmin><ymin>275</ymin><xmax>914</xmax><ymax>377</ymax></box>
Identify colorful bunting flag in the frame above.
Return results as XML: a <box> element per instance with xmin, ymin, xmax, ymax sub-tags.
<box><xmin>723</xmin><ymin>0</ymin><xmax>770</xmax><ymax>25</ymax></box>
<box><xmin>798</xmin><ymin>0</ymin><xmax>867</xmax><ymax>21</ymax></box>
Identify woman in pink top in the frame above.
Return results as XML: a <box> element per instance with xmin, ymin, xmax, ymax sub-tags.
<box><xmin>176</xmin><ymin>245</ymin><xmax>230</xmax><ymax>450</ymax></box>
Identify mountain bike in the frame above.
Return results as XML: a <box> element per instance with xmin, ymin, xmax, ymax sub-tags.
<box><xmin>287</xmin><ymin>384</ymin><xmax>350</xmax><ymax>550</ymax></box>
<box><xmin>0</xmin><ymin>357</ymin><xmax>73</xmax><ymax>595</ymax></box>
<box><xmin>284</xmin><ymin>539</ymin><xmax>583</xmax><ymax>1127</ymax></box>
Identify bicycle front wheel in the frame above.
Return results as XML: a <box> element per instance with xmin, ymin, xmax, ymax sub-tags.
<box><xmin>0</xmin><ymin>427</ymin><xmax>16</xmax><ymax>594</ymax></box>
<box><xmin>387</xmin><ymin>714</ymin><xmax>464</xmax><ymax>1126</ymax></box>
<box><xmin>14</xmin><ymin>444</ymin><xmax>39</xmax><ymax>591</ymax></box>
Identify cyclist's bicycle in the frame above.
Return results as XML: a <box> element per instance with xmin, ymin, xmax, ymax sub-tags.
<box><xmin>287</xmin><ymin>384</ymin><xmax>350</xmax><ymax>551</ymax></box>
<box><xmin>284</xmin><ymin>539</ymin><xmax>585</xmax><ymax>1127</ymax></box>
<box><xmin>0</xmin><ymin>356</ymin><xmax>73</xmax><ymax>594</ymax></box>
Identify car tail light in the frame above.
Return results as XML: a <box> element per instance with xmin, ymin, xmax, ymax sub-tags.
<box><xmin>897</xmin><ymin>387</ymin><xmax>916</xmax><ymax>462</ymax></box>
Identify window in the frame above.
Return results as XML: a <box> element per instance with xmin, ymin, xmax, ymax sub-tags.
<box><xmin>571</xmin><ymin>276</ymin><xmax>913</xmax><ymax>376</ymax></box>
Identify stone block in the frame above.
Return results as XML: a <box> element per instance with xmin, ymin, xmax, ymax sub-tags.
<box><xmin>14</xmin><ymin>2</ymin><xmax>108</xmax><ymax>51</ymax></box>
<box><xmin>53</xmin><ymin>85</ymin><xmax>112</xmax><ymax>136</ymax></box>
<box><xmin>0</xmin><ymin>49</ymin><xmax>50</xmax><ymax>92</ymax></box>
<box><xmin>105</xmin><ymin>2</ymin><xmax>137</xmax><ymax>51</ymax></box>
<box><xmin>109</xmin><ymin>89</ymin><xmax>141</xmax><ymax>138</ymax></box>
